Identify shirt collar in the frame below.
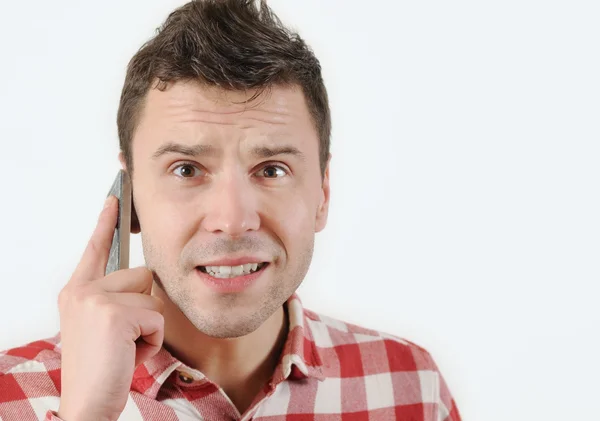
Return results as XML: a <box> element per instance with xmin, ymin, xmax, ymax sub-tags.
<box><xmin>130</xmin><ymin>292</ymin><xmax>327</xmax><ymax>399</ymax></box>
<box><xmin>270</xmin><ymin>293</ymin><xmax>326</xmax><ymax>385</ymax></box>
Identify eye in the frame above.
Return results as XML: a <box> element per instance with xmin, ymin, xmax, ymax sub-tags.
<box><xmin>256</xmin><ymin>164</ymin><xmax>288</xmax><ymax>179</ymax></box>
<box><xmin>173</xmin><ymin>163</ymin><xmax>203</xmax><ymax>178</ymax></box>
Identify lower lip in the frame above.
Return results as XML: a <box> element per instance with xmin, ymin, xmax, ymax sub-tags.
<box><xmin>195</xmin><ymin>264</ymin><xmax>268</xmax><ymax>293</ymax></box>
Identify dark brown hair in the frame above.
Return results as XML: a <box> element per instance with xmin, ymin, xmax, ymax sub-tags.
<box><xmin>117</xmin><ymin>0</ymin><xmax>331</xmax><ymax>179</ymax></box>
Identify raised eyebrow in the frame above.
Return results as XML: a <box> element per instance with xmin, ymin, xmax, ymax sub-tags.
<box><xmin>152</xmin><ymin>143</ymin><xmax>217</xmax><ymax>159</ymax></box>
<box><xmin>152</xmin><ymin>142</ymin><xmax>306</xmax><ymax>161</ymax></box>
<box><xmin>251</xmin><ymin>145</ymin><xmax>306</xmax><ymax>161</ymax></box>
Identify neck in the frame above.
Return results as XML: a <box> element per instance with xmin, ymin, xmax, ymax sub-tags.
<box><xmin>152</xmin><ymin>283</ymin><xmax>289</xmax><ymax>412</ymax></box>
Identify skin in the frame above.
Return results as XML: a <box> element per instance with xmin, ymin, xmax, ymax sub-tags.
<box><xmin>119</xmin><ymin>80</ymin><xmax>331</xmax><ymax>414</ymax></box>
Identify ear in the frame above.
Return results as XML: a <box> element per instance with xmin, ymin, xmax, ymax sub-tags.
<box><xmin>315</xmin><ymin>153</ymin><xmax>331</xmax><ymax>233</ymax></box>
<box><xmin>118</xmin><ymin>152</ymin><xmax>141</xmax><ymax>234</ymax></box>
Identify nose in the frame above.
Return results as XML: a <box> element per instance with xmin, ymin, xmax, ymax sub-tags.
<box><xmin>201</xmin><ymin>171</ymin><xmax>261</xmax><ymax>237</ymax></box>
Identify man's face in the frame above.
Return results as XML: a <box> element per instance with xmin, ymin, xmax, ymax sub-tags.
<box><xmin>122</xmin><ymin>81</ymin><xmax>330</xmax><ymax>338</ymax></box>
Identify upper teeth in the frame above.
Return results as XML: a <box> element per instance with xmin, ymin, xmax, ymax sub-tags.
<box><xmin>204</xmin><ymin>263</ymin><xmax>264</xmax><ymax>278</ymax></box>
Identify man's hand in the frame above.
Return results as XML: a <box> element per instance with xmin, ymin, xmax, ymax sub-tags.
<box><xmin>56</xmin><ymin>195</ymin><xmax>164</xmax><ymax>421</ymax></box>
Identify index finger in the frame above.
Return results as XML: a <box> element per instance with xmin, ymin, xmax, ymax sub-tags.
<box><xmin>69</xmin><ymin>195</ymin><xmax>119</xmax><ymax>283</ymax></box>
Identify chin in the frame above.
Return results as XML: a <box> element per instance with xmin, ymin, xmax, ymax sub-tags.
<box><xmin>200</xmin><ymin>324</ymin><xmax>258</xmax><ymax>339</ymax></box>
<box><xmin>172</xmin><ymin>290</ymin><xmax>267</xmax><ymax>337</ymax></box>
<box><xmin>163</xmin><ymin>268</ymin><xmax>291</xmax><ymax>338</ymax></box>
<box><xmin>188</xmin><ymin>310</ymin><xmax>266</xmax><ymax>339</ymax></box>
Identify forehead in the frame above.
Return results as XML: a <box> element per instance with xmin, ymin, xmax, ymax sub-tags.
<box><xmin>134</xmin><ymin>80</ymin><xmax>316</xmax><ymax>146</ymax></box>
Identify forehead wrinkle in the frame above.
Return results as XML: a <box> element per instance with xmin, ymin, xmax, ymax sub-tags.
<box><xmin>158</xmin><ymin>92</ymin><xmax>297</xmax><ymax>128</ymax></box>
<box><xmin>173</xmin><ymin>114</ymin><xmax>291</xmax><ymax>130</ymax></box>
<box><xmin>177</xmin><ymin>118</ymin><xmax>238</xmax><ymax>126</ymax></box>
<box><xmin>180</xmin><ymin>105</ymin><xmax>292</xmax><ymax>123</ymax></box>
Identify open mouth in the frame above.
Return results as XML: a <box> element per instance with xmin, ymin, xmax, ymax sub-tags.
<box><xmin>197</xmin><ymin>262</ymin><xmax>269</xmax><ymax>279</ymax></box>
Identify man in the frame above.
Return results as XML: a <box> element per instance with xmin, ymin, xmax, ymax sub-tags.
<box><xmin>0</xmin><ymin>1</ymin><xmax>461</xmax><ymax>420</ymax></box>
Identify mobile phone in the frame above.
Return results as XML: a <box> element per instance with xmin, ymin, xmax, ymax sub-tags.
<box><xmin>105</xmin><ymin>170</ymin><xmax>132</xmax><ymax>275</ymax></box>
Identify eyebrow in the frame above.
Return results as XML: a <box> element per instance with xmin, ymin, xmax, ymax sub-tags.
<box><xmin>152</xmin><ymin>142</ymin><xmax>306</xmax><ymax>161</ymax></box>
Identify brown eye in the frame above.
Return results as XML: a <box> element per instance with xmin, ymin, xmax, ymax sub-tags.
<box><xmin>174</xmin><ymin>164</ymin><xmax>201</xmax><ymax>178</ymax></box>
<box><xmin>259</xmin><ymin>165</ymin><xmax>287</xmax><ymax>179</ymax></box>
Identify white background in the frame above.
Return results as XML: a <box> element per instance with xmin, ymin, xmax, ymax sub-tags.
<box><xmin>1</xmin><ymin>1</ymin><xmax>599</xmax><ymax>420</ymax></box>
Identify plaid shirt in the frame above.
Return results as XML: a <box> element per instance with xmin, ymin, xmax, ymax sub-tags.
<box><xmin>0</xmin><ymin>293</ymin><xmax>461</xmax><ymax>420</ymax></box>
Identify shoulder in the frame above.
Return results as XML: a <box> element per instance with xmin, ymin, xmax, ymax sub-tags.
<box><xmin>303</xmin><ymin>307</ymin><xmax>439</xmax><ymax>372</ymax></box>
<box><xmin>303</xmin><ymin>308</ymin><xmax>461</xmax><ymax>420</ymax></box>
<box><xmin>0</xmin><ymin>334</ymin><xmax>62</xmax><ymax>410</ymax></box>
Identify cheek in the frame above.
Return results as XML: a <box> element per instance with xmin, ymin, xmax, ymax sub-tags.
<box><xmin>140</xmin><ymin>201</ymin><xmax>193</xmax><ymax>259</ymax></box>
<box><xmin>269</xmin><ymin>195</ymin><xmax>316</xmax><ymax>249</ymax></box>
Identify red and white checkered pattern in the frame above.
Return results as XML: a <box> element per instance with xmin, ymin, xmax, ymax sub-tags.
<box><xmin>0</xmin><ymin>293</ymin><xmax>461</xmax><ymax>420</ymax></box>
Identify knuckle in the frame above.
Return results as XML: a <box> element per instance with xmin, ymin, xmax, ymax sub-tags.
<box><xmin>59</xmin><ymin>285</ymin><xmax>106</xmax><ymax>313</ymax></box>
<box><xmin>70</xmin><ymin>285</ymin><xmax>92</xmax><ymax>303</ymax></box>
<box><xmin>83</xmin><ymin>293</ymin><xmax>107</xmax><ymax>310</ymax></box>
<box><xmin>102</xmin><ymin>303</ymin><xmax>124</xmax><ymax>325</ymax></box>
<box><xmin>87</xmin><ymin>237</ymin><xmax>104</xmax><ymax>258</ymax></box>
<box><xmin>58</xmin><ymin>285</ymin><xmax>87</xmax><ymax>308</ymax></box>
<box><xmin>57</xmin><ymin>287</ymin><xmax>69</xmax><ymax>309</ymax></box>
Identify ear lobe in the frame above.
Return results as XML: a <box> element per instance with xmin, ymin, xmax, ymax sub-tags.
<box><xmin>118</xmin><ymin>151</ymin><xmax>127</xmax><ymax>170</ymax></box>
